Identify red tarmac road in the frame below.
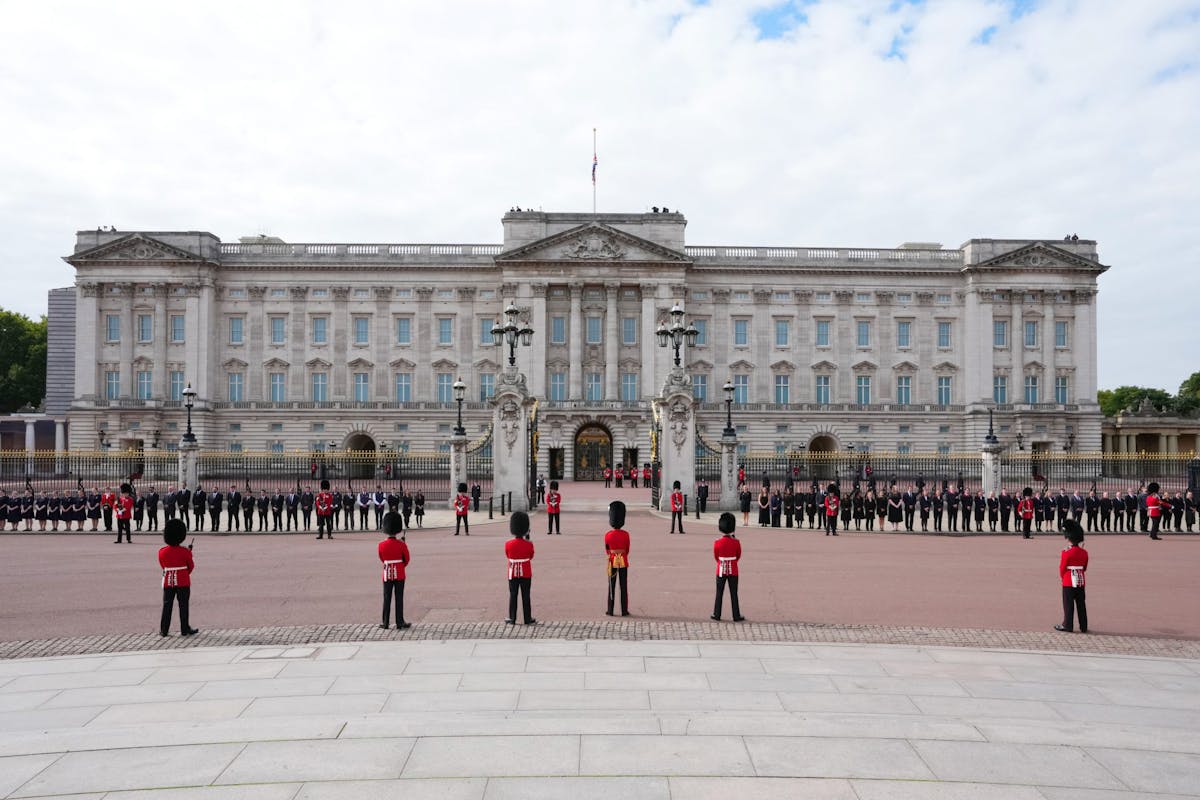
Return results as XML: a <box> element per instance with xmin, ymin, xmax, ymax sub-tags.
<box><xmin>1</xmin><ymin>499</ymin><xmax>1197</xmax><ymax>642</ymax></box>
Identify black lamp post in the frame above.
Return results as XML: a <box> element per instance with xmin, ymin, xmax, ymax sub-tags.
<box><xmin>181</xmin><ymin>383</ymin><xmax>197</xmax><ymax>444</ymax></box>
<box><xmin>656</xmin><ymin>303</ymin><xmax>699</xmax><ymax>367</ymax></box>
<box><xmin>723</xmin><ymin>378</ymin><xmax>735</xmax><ymax>436</ymax></box>
<box><xmin>984</xmin><ymin>408</ymin><xmax>999</xmax><ymax>445</ymax></box>
<box><xmin>492</xmin><ymin>302</ymin><xmax>534</xmax><ymax>367</ymax></box>
<box><xmin>453</xmin><ymin>378</ymin><xmax>466</xmax><ymax>436</ymax></box>
<box><xmin>1015</xmin><ymin>431</ymin><xmax>1024</xmax><ymax>451</ymax></box>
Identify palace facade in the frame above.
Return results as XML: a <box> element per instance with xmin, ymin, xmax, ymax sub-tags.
<box><xmin>61</xmin><ymin>210</ymin><xmax>1107</xmax><ymax>479</ymax></box>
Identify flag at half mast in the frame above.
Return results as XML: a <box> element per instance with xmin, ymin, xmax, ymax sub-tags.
<box><xmin>592</xmin><ymin>151</ymin><xmax>597</xmax><ymax>185</ymax></box>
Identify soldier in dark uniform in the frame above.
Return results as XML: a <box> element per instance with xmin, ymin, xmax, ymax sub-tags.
<box><xmin>286</xmin><ymin>487</ymin><xmax>300</xmax><ymax>531</ymax></box>
<box><xmin>711</xmin><ymin>512</ymin><xmax>744</xmax><ymax>622</ymax></box>
<box><xmin>470</xmin><ymin>482</ymin><xmax>482</xmax><ymax>513</ymax></box>
<box><xmin>604</xmin><ymin>500</ymin><xmax>631</xmax><ymax>617</ymax></box>
<box><xmin>300</xmin><ymin>486</ymin><xmax>315</xmax><ymax>529</ymax></box>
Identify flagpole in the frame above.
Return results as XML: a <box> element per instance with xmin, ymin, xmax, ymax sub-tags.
<box><xmin>592</xmin><ymin>127</ymin><xmax>597</xmax><ymax>215</ymax></box>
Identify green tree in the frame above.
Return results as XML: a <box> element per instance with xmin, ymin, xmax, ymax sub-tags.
<box><xmin>1177</xmin><ymin>371</ymin><xmax>1200</xmax><ymax>415</ymax></box>
<box><xmin>1096</xmin><ymin>385</ymin><xmax>1174</xmax><ymax>417</ymax></box>
<box><xmin>0</xmin><ymin>309</ymin><xmax>47</xmax><ymax>413</ymax></box>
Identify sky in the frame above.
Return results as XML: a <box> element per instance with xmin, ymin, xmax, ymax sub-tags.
<box><xmin>1</xmin><ymin>0</ymin><xmax>1197</xmax><ymax>392</ymax></box>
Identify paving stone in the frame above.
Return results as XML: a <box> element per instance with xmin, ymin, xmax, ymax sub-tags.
<box><xmin>667</xmin><ymin>777</ymin><xmax>856</xmax><ymax>799</ymax></box>
<box><xmin>910</xmin><ymin>695</ymin><xmax>1066</xmax><ymax>721</ymax></box>
<box><xmin>978</xmin><ymin>719</ymin><xmax>1200</xmax><ymax>754</ymax></box>
<box><xmin>100</xmin><ymin>649</ymin><xmax>246</xmax><ymax>670</ymax></box>
<box><xmin>0</xmin><ymin>753</ymin><xmax>62</xmax><ymax>797</ymax></box>
<box><xmin>382</xmin><ymin>691</ymin><xmax>519</xmax><ymax>712</ymax></box>
<box><xmin>877</xmin><ymin>660</ymin><xmax>1015</xmax><ymax>681</ymax></box>
<box><xmin>645</xmin><ymin>656</ymin><xmax>764</xmax><ymax>673</ymax></box>
<box><xmin>584</xmin><ymin>641</ymin><xmax>700</xmax><ymax>657</ymax></box>
<box><xmin>341</xmin><ymin>712</ymin><xmax>660</xmax><ymax>739</ymax></box>
<box><xmin>1096</xmin><ymin>684</ymin><xmax>1200</xmax><ymax>710</ymax></box>
<box><xmin>778</xmin><ymin>692</ymin><xmax>921</xmax><ymax>714</ymax></box>
<box><xmin>584</xmin><ymin>672</ymin><xmax>709</xmax><ymax>690</ymax></box>
<box><xmin>761</xmin><ymin>657</ymin><xmax>888</xmax><ymax>676</ymax></box>
<box><xmin>649</xmin><ymin>690</ymin><xmax>784</xmax><ymax>711</ymax></box>
<box><xmin>704</xmin><ymin>672</ymin><xmax>837</xmax><ymax>692</ymax></box>
<box><xmin>216</xmin><ymin>738</ymin><xmax>416</xmax><ymax>784</ymax></box>
<box><xmin>695</xmin><ymin>643</ymin><xmax>816</xmax><ymax>659</ymax></box>
<box><xmin>851</xmin><ymin>781</ymin><xmax>1047</xmax><ymax>799</ymax></box>
<box><xmin>470</xmin><ymin>641</ymin><xmax>587</xmax><ymax>656</ymax></box>
<box><xmin>526</xmin><ymin>656</ymin><xmax>644</xmax><ymax>672</ymax></box>
<box><xmin>327</xmin><ymin>674</ymin><xmax>462</xmax><ymax>694</ymax></box>
<box><xmin>1037</xmin><ymin>788</ymin><xmax>1200</xmax><ymax>800</ymax></box>
<box><xmin>958</xmin><ymin>679</ymin><xmax>1109</xmax><ymax>704</ymax></box>
<box><xmin>11</xmin><ymin>742</ymin><xmax>243</xmax><ymax>797</ymax></box>
<box><xmin>1084</xmin><ymin>747</ymin><xmax>1200</xmax><ymax>795</ymax></box>
<box><xmin>144</xmin><ymin>662</ymin><xmax>287</xmax><ymax>684</ymax></box>
<box><xmin>910</xmin><ymin>740</ymin><xmax>1125</xmax><ymax>789</ymax></box>
<box><xmin>1</xmin><ymin>667</ymin><xmax>155</xmax><ymax>693</ymax></box>
<box><xmin>191</xmin><ymin>676</ymin><xmax>335</xmax><ymax>700</ymax></box>
<box><xmin>88</xmin><ymin>698</ymin><xmax>253</xmax><ymax>726</ymax></box>
<box><xmin>1052</xmin><ymin>700</ymin><xmax>1200</xmax><ymax>730</ymax></box>
<box><xmin>105</xmin><ymin>786</ymin><xmax>302</xmax><ymax>800</ymax></box>
<box><xmin>277</xmin><ymin>658</ymin><xmax>414</xmax><ymax>677</ymax></box>
<box><xmin>579</xmin><ymin>734</ymin><xmax>754</xmax><ymax>776</ymax></box>
<box><xmin>745</xmin><ymin>736</ymin><xmax>934</xmax><ymax>780</ymax></box>
<box><xmin>295</xmin><ymin>778</ymin><xmax>486</xmax><ymax>799</ymax></box>
<box><xmin>0</xmin><ymin>705</ymin><xmax>104</xmax><ymax>732</ymax></box>
<box><xmin>484</xmin><ymin>776</ymin><xmax>669</xmax><ymax>799</ymax></box>
<box><xmin>517</xmin><ymin>689</ymin><xmax>650</xmax><ymax>710</ymax></box>
<box><xmin>686</xmin><ymin>712</ymin><xmax>985</xmax><ymax>741</ymax></box>
<box><xmin>40</xmin><ymin>681</ymin><xmax>203</xmax><ymax>709</ymax></box>
<box><xmin>404</xmin><ymin>657</ymin><xmax>528</xmax><ymax>674</ymax></box>
<box><xmin>240</xmin><ymin>693</ymin><xmax>388</xmax><ymax>718</ymax></box>
<box><xmin>0</xmin><ymin>690</ymin><xmax>59</xmax><ymax>712</ymax></box>
<box><xmin>832</xmin><ymin>675</ymin><xmax>968</xmax><ymax>697</ymax></box>
<box><xmin>403</xmin><ymin>735</ymin><xmax>579</xmax><ymax>778</ymax></box>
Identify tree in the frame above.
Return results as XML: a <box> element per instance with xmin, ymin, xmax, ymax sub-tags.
<box><xmin>0</xmin><ymin>309</ymin><xmax>47</xmax><ymax>413</ymax></box>
<box><xmin>1177</xmin><ymin>372</ymin><xmax>1200</xmax><ymax>415</ymax></box>
<box><xmin>1096</xmin><ymin>385</ymin><xmax>1174</xmax><ymax>417</ymax></box>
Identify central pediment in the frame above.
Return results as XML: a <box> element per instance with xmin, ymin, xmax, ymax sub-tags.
<box><xmin>495</xmin><ymin>222</ymin><xmax>690</xmax><ymax>264</ymax></box>
<box><xmin>968</xmin><ymin>242</ymin><xmax>1108</xmax><ymax>274</ymax></box>
<box><xmin>65</xmin><ymin>233</ymin><xmax>211</xmax><ymax>265</ymax></box>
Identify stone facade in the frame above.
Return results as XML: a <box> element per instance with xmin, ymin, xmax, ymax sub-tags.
<box><xmin>60</xmin><ymin>212</ymin><xmax>1107</xmax><ymax>477</ymax></box>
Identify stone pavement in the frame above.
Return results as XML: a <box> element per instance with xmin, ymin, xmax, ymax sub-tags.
<box><xmin>1</xmin><ymin>637</ymin><xmax>1199</xmax><ymax>799</ymax></box>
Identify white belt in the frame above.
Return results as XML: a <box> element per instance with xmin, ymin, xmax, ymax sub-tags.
<box><xmin>718</xmin><ymin>556</ymin><xmax>737</xmax><ymax>577</ymax></box>
<box><xmin>508</xmin><ymin>558</ymin><xmax>530</xmax><ymax>579</ymax></box>
<box><xmin>382</xmin><ymin>559</ymin><xmax>403</xmax><ymax>580</ymax></box>
<box><xmin>1067</xmin><ymin>565</ymin><xmax>1085</xmax><ymax>588</ymax></box>
<box><xmin>162</xmin><ymin>566</ymin><xmax>186</xmax><ymax>587</ymax></box>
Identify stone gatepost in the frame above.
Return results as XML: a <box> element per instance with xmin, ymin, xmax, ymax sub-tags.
<box><xmin>657</xmin><ymin>368</ymin><xmax>696</xmax><ymax>512</ymax></box>
<box><xmin>177</xmin><ymin>439</ymin><xmax>199</xmax><ymax>492</ymax></box>
<box><xmin>981</xmin><ymin>441</ymin><xmax>1003</xmax><ymax>496</ymax></box>
<box><xmin>719</xmin><ymin>432</ymin><xmax>739</xmax><ymax>511</ymax></box>
<box><xmin>448</xmin><ymin>432</ymin><xmax>469</xmax><ymax>508</ymax></box>
<box><xmin>490</xmin><ymin>367</ymin><xmax>534</xmax><ymax>512</ymax></box>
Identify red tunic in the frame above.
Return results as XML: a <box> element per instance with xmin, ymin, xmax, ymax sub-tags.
<box><xmin>713</xmin><ymin>535</ymin><xmax>741</xmax><ymax>577</ymax></box>
<box><xmin>505</xmin><ymin>537</ymin><xmax>535</xmax><ymax>578</ymax></box>
<box><xmin>454</xmin><ymin>493</ymin><xmax>469</xmax><ymax>516</ymax></box>
<box><xmin>158</xmin><ymin>545</ymin><xmax>194</xmax><ymax>588</ymax></box>
<box><xmin>546</xmin><ymin>492</ymin><xmax>561</xmax><ymax>514</ymax></box>
<box><xmin>1059</xmin><ymin>544</ymin><xmax>1088</xmax><ymax>587</ymax></box>
<box><xmin>116</xmin><ymin>495</ymin><xmax>134</xmax><ymax>520</ymax></box>
<box><xmin>101</xmin><ymin>492</ymin><xmax>116</xmax><ymax>509</ymax></box>
<box><xmin>670</xmin><ymin>491</ymin><xmax>684</xmax><ymax>512</ymax></box>
<box><xmin>378</xmin><ymin>537</ymin><xmax>410</xmax><ymax>581</ymax></box>
<box><xmin>642</xmin><ymin>467</ymin><xmax>650</xmax><ymax>481</ymax></box>
<box><xmin>628</xmin><ymin>467</ymin><xmax>636</xmax><ymax>480</ymax></box>
<box><xmin>1147</xmin><ymin>494</ymin><xmax>1162</xmax><ymax>518</ymax></box>
<box><xmin>1018</xmin><ymin>498</ymin><xmax>1035</xmax><ymax>520</ymax></box>
<box><xmin>824</xmin><ymin>495</ymin><xmax>839</xmax><ymax>517</ymax></box>
<box><xmin>315</xmin><ymin>491</ymin><xmax>334</xmax><ymax>516</ymax></box>
<box><xmin>603</xmin><ymin>468</ymin><xmax>612</xmax><ymax>480</ymax></box>
<box><xmin>604</xmin><ymin>528</ymin><xmax>630</xmax><ymax>568</ymax></box>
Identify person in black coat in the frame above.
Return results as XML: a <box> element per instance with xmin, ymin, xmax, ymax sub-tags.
<box><xmin>145</xmin><ymin>487</ymin><xmax>160</xmax><ymax>531</ymax></box>
<box><xmin>738</xmin><ymin>484</ymin><xmax>752</xmax><ymax>526</ymax></box>
<box><xmin>769</xmin><ymin>490</ymin><xmax>782</xmax><ymax>527</ymax></box>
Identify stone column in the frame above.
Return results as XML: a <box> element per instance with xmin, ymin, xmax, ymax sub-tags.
<box><xmin>289</xmin><ymin>287</ymin><xmax>308</xmax><ymax>398</ymax></box>
<box><xmin>605</xmin><ymin>283</ymin><xmax>619</xmax><ymax>400</ymax></box>
<box><xmin>153</xmin><ymin>284</ymin><xmax>168</xmax><ymax>398</ymax></box>
<box><xmin>720</xmin><ymin>431</ymin><xmax>739</xmax><ymax>511</ymax></box>
<box><xmin>448</xmin><ymin>432</ymin><xmax>469</xmax><ymax>508</ymax></box>
<box><xmin>657</xmin><ymin>368</ymin><xmax>696</xmax><ymax>512</ymax></box>
<box><xmin>416</xmin><ymin>287</ymin><xmax>434</xmax><ymax>401</ymax></box>
<box><xmin>529</xmin><ymin>283</ymin><xmax>548</xmax><ymax>398</ymax></box>
<box><xmin>1169</xmin><ymin>434</ymin><xmax>1179</xmax><ymax>454</ymax></box>
<box><xmin>247</xmin><ymin>286</ymin><xmax>266</xmax><ymax>399</ymax></box>
<box><xmin>75</xmin><ymin>283</ymin><xmax>100</xmax><ymax>399</ymax></box>
<box><xmin>24</xmin><ymin>419</ymin><xmax>36</xmax><ymax>453</ymax></box>
<box><xmin>1103</xmin><ymin>433</ymin><xmax>1114</xmax><ymax>453</ymax></box>
<box><xmin>981</xmin><ymin>441</ymin><xmax>1003</xmax><ymax>496</ymax></box>
<box><xmin>177</xmin><ymin>439</ymin><xmax>199</xmax><ymax>491</ymax></box>
<box><xmin>120</xmin><ymin>285</ymin><xmax>135</xmax><ymax>397</ymax></box>
<box><xmin>55</xmin><ymin>420</ymin><xmax>66</xmax><ymax>473</ymax></box>
<box><xmin>332</xmin><ymin>287</ymin><xmax>350</xmax><ymax>399</ymax></box>
<box><xmin>491</xmin><ymin>366</ymin><xmax>534</xmax><ymax>512</ymax></box>
<box><xmin>1159</xmin><ymin>433</ymin><xmax>1168</xmax><ymax>454</ymax></box>
<box><xmin>640</xmin><ymin>283</ymin><xmax>658</xmax><ymax>399</ymax></box>
<box><xmin>568</xmin><ymin>286</ymin><xmax>583</xmax><ymax>400</ymax></box>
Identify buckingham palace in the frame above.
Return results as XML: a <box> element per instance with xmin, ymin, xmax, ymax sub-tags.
<box><xmin>57</xmin><ymin>209</ymin><xmax>1107</xmax><ymax>480</ymax></box>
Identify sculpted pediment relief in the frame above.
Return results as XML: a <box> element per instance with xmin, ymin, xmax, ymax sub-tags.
<box><xmin>67</xmin><ymin>233</ymin><xmax>208</xmax><ymax>264</ymax></box>
<box><xmin>729</xmin><ymin>359</ymin><xmax>755</xmax><ymax>372</ymax></box>
<box><xmin>222</xmin><ymin>358</ymin><xmax>249</xmax><ymax>369</ymax></box>
<box><xmin>852</xmin><ymin>359</ymin><xmax>878</xmax><ymax>372</ymax></box>
<box><xmin>892</xmin><ymin>360</ymin><xmax>919</xmax><ymax>373</ymax></box>
<box><xmin>263</xmin><ymin>358</ymin><xmax>290</xmax><ymax>369</ymax></box>
<box><xmin>306</xmin><ymin>358</ymin><xmax>332</xmax><ymax>369</ymax></box>
<box><xmin>811</xmin><ymin>359</ymin><xmax>838</xmax><ymax>371</ymax></box>
<box><xmin>347</xmin><ymin>357</ymin><xmax>374</xmax><ymax>369</ymax></box>
<box><xmin>973</xmin><ymin>242</ymin><xmax>1107</xmax><ymax>273</ymax></box>
<box><xmin>770</xmin><ymin>360</ymin><xmax>796</xmax><ymax>373</ymax></box>
<box><xmin>389</xmin><ymin>358</ymin><xmax>416</xmax><ymax>370</ymax></box>
<box><xmin>495</xmin><ymin>222</ymin><xmax>689</xmax><ymax>263</ymax></box>
<box><xmin>933</xmin><ymin>361</ymin><xmax>958</xmax><ymax>372</ymax></box>
<box><xmin>431</xmin><ymin>358</ymin><xmax>458</xmax><ymax>370</ymax></box>
<box><xmin>474</xmin><ymin>358</ymin><xmax>501</xmax><ymax>372</ymax></box>
<box><xmin>689</xmin><ymin>359</ymin><xmax>714</xmax><ymax>371</ymax></box>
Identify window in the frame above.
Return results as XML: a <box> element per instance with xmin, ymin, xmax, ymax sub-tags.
<box><xmin>994</xmin><ymin>320</ymin><xmax>1009</xmax><ymax>348</ymax></box>
<box><xmin>550</xmin><ymin>316</ymin><xmax>566</xmax><ymax>344</ymax></box>
<box><xmin>311</xmin><ymin>422</ymin><xmax>325</xmax><ymax>432</ymax></box>
<box><xmin>585</xmin><ymin>372</ymin><xmax>602</xmax><ymax>402</ymax></box>
<box><xmin>993</xmin><ymin>375</ymin><xmax>1008</xmax><ymax>404</ymax></box>
<box><xmin>270</xmin><ymin>316</ymin><xmax>286</xmax><ymax>345</ymax></box>
<box><xmin>776</xmin><ymin>291</ymin><xmax>793</xmax><ymax>302</ymax></box>
<box><xmin>896</xmin><ymin>375</ymin><xmax>911</xmax><ymax>406</ymax></box>
<box><xmin>897</xmin><ymin>293</ymin><xmax>912</xmax><ymax>304</ymax></box>
<box><xmin>437</xmin><ymin>317</ymin><xmax>453</xmax><ymax>345</ymax></box>
<box><xmin>269</xmin><ymin>372</ymin><xmax>286</xmax><ymax>402</ymax></box>
<box><xmin>858</xmin><ymin>424</ymin><xmax>871</xmax><ymax>434</ymax></box>
<box><xmin>395</xmin><ymin>373</ymin><xmax>412</xmax><ymax>402</ymax></box>
<box><xmin>228</xmin><ymin>372</ymin><xmax>244</xmax><ymax>402</ymax></box>
<box><xmin>270</xmin><ymin>422</ymin><xmax>283</xmax><ymax>432</ymax></box>
<box><xmin>937</xmin><ymin>321</ymin><xmax>952</xmax><ymax>348</ymax></box>
<box><xmin>437</xmin><ymin>373</ymin><xmax>453</xmax><ymax>403</ymax></box>
<box><xmin>896</xmin><ymin>320</ymin><xmax>911</xmax><ymax>349</ymax></box>
<box><xmin>353</xmin><ymin>317</ymin><xmax>369</xmax><ymax>345</ymax></box>
<box><xmin>898</xmin><ymin>425</ymin><xmax>910</xmax><ymax>434</ymax></box>
<box><xmin>106</xmin><ymin>314</ymin><xmax>120</xmax><ymax>342</ymax></box>
<box><xmin>774</xmin><ymin>319</ymin><xmax>790</xmax><ymax>347</ymax></box>
<box><xmin>692</xmin><ymin>374</ymin><xmax>707</xmax><ymax>402</ymax></box>
<box><xmin>938</xmin><ymin>424</ymin><xmax>951</xmax><ymax>434</ymax></box>
<box><xmin>937</xmin><ymin>444</ymin><xmax>951</xmax><ymax>455</ymax></box>
<box><xmin>549</xmin><ymin>372</ymin><xmax>566</xmax><ymax>401</ymax></box>
<box><xmin>1055</xmin><ymin>320</ymin><xmax>1069</xmax><ymax>348</ymax></box>
<box><xmin>936</xmin><ymin>376</ymin><xmax>952</xmax><ymax>405</ymax></box>
<box><xmin>693</xmin><ymin>319</ymin><xmax>707</xmax><ymax>345</ymax></box>
<box><xmin>1024</xmin><ymin>320</ymin><xmax>1038</xmax><ymax>348</ymax></box>
<box><xmin>104</xmin><ymin>370</ymin><xmax>120</xmax><ymax>399</ymax></box>
<box><xmin>270</xmin><ymin>441</ymin><xmax>285</xmax><ymax>454</ymax></box>
<box><xmin>732</xmin><ymin>374</ymin><xmax>749</xmax><ymax>404</ymax></box>
<box><xmin>733</xmin><ymin>290</ymin><xmax>750</xmax><ymax>301</ymax></box>
<box><xmin>1055</xmin><ymin>375</ymin><xmax>1069</xmax><ymax>404</ymax></box>
<box><xmin>169</xmin><ymin>314</ymin><xmax>185</xmax><ymax>343</ymax></box>
<box><xmin>311</xmin><ymin>372</ymin><xmax>328</xmax><ymax>402</ymax></box>
<box><xmin>897</xmin><ymin>444</ymin><xmax>911</xmax><ymax>455</ymax></box>
<box><xmin>228</xmin><ymin>442</ymin><xmax>243</xmax><ymax>453</ymax></box>
<box><xmin>136</xmin><ymin>370</ymin><xmax>152</xmax><ymax>399</ymax></box>
<box><xmin>937</xmin><ymin>293</ymin><xmax>952</xmax><ymax>304</ymax></box>
<box><xmin>815</xmin><ymin>291</ymin><xmax>831</xmax><ymax>302</ymax></box>
<box><xmin>311</xmin><ymin>316</ymin><xmax>328</xmax><ymax>345</ymax></box>
<box><xmin>396</xmin><ymin>317</ymin><xmax>411</xmax><ymax>345</ymax></box>
<box><xmin>815</xmin><ymin>375</ymin><xmax>830</xmax><ymax>405</ymax></box>
<box><xmin>480</xmin><ymin>373</ymin><xmax>495</xmax><ymax>400</ymax></box>
<box><xmin>620</xmin><ymin>372</ymin><xmax>639</xmax><ymax>402</ymax></box>
<box><xmin>229</xmin><ymin>288</ymin><xmax>246</xmax><ymax>298</ymax></box>
<box><xmin>855</xmin><ymin>292</ymin><xmax>871</xmax><ymax>302</ymax></box>
<box><xmin>733</xmin><ymin>319</ymin><xmax>749</xmax><ymax>346</ymax></box>
<box><xmin>437</xmin><ymin>288</ymin><xmax>454</xmax><ymax>299</ymax></box>
<box><xmin>1024</xmin><ymin>375</ymin><xmax>1039</xmax><ymax>404</ymax></box>
<box><xmin>856</xmin><ymin>320</ymin><xmax>871</xmax><ymax>348</ymax></box>
<box><xmin>137</xmin><ymin>314</ymin><xmax>152</xmax><ymax>343</ymax></box>
<box><xmin>815</xmin><ymin>319</ymin><xmax>831</xmax><ymax>347</ymax></box>
<box><xmin>169</xmin><ymin>371</ymin><xmax>185</xmax><ymax>401</ymax></box>
<box><xmin>271</xmin><ymin>288</ymin><xmax>286</xmax><ymax>298</ymax></box>
<box><xmin>353</xmin><ymin>372</ymin><xmax>369</xmax><ymax>402</ymax></box>
<box><xmin>774</xmin><ymin>374</ymin><xmax>790</xmax><ymax>405</ymax></box>
<box><xmin>586</xmin><ymin>317</ymin><xmax>602</xmax><ymax>344</ymax></box>
<box><xmin>480</xmin><ymin>318</ymin><xmax>497</xmax><ymax>345</ymax></box>
<box><xmin>229</xmin><ymin>317</ymin><xmax>244</xmax><ymax>345</ymax></box>
<box><xmin>619</xmin><ymin>317</ymin><xmax>636</xmax><ymax>345</ymax></box>
<box><xmin>355</xmin><ymin>288</ymin><xmax>370</xmax><ymax>299</ymax></box>
<box><xmin>856</xmin><ymin>375</ymin><xmax>871</xmax><ymax>405</ymax></box>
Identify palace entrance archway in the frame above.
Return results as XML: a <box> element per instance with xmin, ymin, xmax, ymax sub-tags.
<box><xmin>344</xmin><ymin>433</ymin><xmax>376</xmax><ymax>479</ymax></box>
<box><xmin>573</xmin><ymin>423</ymin><xmax>613</xmax><ymax>481</ymax></box>
<box><xmin>808</xmin><ymin>434</ymin><xmax>838</xmax><ymax>481</ymax></box>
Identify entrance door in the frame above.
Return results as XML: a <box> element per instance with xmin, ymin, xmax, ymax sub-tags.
<box><xmin>549</xmin><ymin>448</ymin><xmax>565</xmax><ymax>481</ymax></box>
<box><xmin>344</xmin><ymin>433</ymin><xmax>377</xmax><ymax>479</ymax></box>
<box><xmin>573</xmin><ymin>424</ymin><xmax>613</xmax><ymax>481</ymax></box>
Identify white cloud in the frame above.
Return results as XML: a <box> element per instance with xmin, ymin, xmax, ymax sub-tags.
<box><xmin>1</xmin><ymin>0</ymin><xmax>1197</xmax><ymax>390</ymax></box>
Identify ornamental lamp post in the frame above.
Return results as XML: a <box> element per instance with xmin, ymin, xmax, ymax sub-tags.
<box><xmin>655</xmin><ymin>303</ymin><xmax>699</xmax><ymax>368</ymax></box>
<box><xmin>452</xmin><ymin>378</ymin><xmax>466</xmax><ymax>436</ymax></box>
<box><xmin>181</xmin><ymin>384</ymin><xmax>197</xmax><ymax>444</ymax></box>
<box><xmin>492</xmin><ymin>302</ymin><xmax>534</xmax><ymax>367</ymax></box>
<box><xmin>723</xmin><ymin>378</ymin><xmax>736</xmax><ymax>437</ymax></box>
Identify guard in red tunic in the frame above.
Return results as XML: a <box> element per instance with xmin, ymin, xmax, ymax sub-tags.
<box><xmin>1146</xmin><ymin>481</ymin><xmax>1163</xmax><ymax>540</ymax></box>
<box><xmin>629</xmin><ymin>465</ymin><xmax>638</xmax><ymax>489</ymax></box>
<box><xmin>1055</xmin><ymin>519</ymin><xmax>1088</xmax><ymax>633</ymax></box>
<box><xmin>315</xmin><ymin>479</ymin><xmax>335</xmax><ymax>539</ymax></box>
<box><xmin>603</xmin><ymin>466</ymin><xmax>612</xmax><ymax>488</ymax></box>
<box><xmin>545</xmin><ymin>481</ymin><xmax>562</xmax><ymax>535</ymax></box>
<box><xmin>604</xmin><ymin>500</ymin><xmax>631</xmax><ymax>616</ymax></box>
<box><xmin>504</xmin><ymin>511</ymin><xmax>536</xmax><ymax>625</ymax></box>
<box><xmin>378</xmin><ymin>511</ymin><xmax>411</xmax><ymax>629</ymax></box>
<box><xmin>1018</xmin><ymin>486</ymin><xmax>1036</xmax><ymax>539</ymax></box>
<box><xmin>711</xmin><ymin>512</ymin><xmax>744</xmax><ymax>621</ymax></box>
<box><xmin>642</xmin><ymin>465</ymin><xmax>651</xmax><ymax>486</ymax></box>
<box><xmin>669</xmin><ymin>481</ymin><xmax>686</xmax><ymax>534</ymax></box>
<box><xmin>101</xmin><ymin>485</ymin><xmax>116</xmax><ymax>532</ymax></box>
<box><xmin>158</xmin><ymin>519</ymin><xmax>198</xmax><ymax>637</ymax></box>
<box><xmin>454</xmin><ymin>482</ymin><xmax>470</xmax><ymax>536</ymax></box>
<box><xmin>114</xmin><ymin>483</ymin><xmax>134</xmax><ymax>543</ymax></box>
<box><xmin>823</xmin><ymin>483</ymin><xmax>840</xmax><ymax>536</ymax></box>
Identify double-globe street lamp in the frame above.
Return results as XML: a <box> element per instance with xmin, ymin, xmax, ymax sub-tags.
<box><xmin>452</xmin><ymin>378</ymin><xmax>466</xmax><ymax>436</ymax></box>
<box><xmin>655</xmin><ymin>304</ymin><xmax>699</xmax><ymax>367</ymax></box>
<box><xmin>492</xmin><ymin>303</ymin><xmax>533</xmax><ymax>367</ymax></box>
<box><xmin>723</xmin><ymin>378</ymin><xmax>736</xmax><ymax>437</ymax></box>
<box><xmin>181</xmin><ymin>383</ymin><xmax>197</xmax><ymax>444</ymax></box>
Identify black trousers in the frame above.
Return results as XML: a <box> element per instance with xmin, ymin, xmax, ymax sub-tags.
<box><xmin>302</xmin><ymin>509</ymin><xmax>312</xmax><ymax>528</ymax></box>
<box><xmin>508</xmin><ymin>577</ymin><xmax>532</xmax><ymax>623</ymax></box>
<box><xmin>228</xmin><ymin>510</ymin><xmax>239</xmax><ymax>531</ymax></box>
<box><xmin>825</xmin><ymin>514</ymin><xmax>838</xmax><ymax>534</ymax></box>
<box><xmin>547</xmin><ymin>512</ymin><xmax>560</xmax><ymax>534</ymax></box>
<box><xmin>1086</xmin><ymin>511</ymin><xmax>1097</xmax><ymax>531</ymax></box>
<box><xmin>456</xmin><ymin>515</ymin><xmax>469</xmax><ymax>534</ymax></box>
<box><xmin>904</xmin><ymin>509</ymin><xmax>914</xmax><ymax>530</ymax></box>
<box><xmin>1022</xmin><ymin>518</ymin><xmax>1032</xmax><ymax>537</ymax></box>
<box><xmin>1149</xmin><ymin>516</ymin><xmax>1161</xmax><ymax>538</ymax></box>
<box><xmin>375</xmin><ymin>508</ymin><xmax>385</xmax><ymax>528</ymax></box>
<box><xmin>382</xmin><ymin>579</ymin><xmax>405</xmax><ymax>626</ymax></box>
<box><xmin>179</xmin><ymin>508</ymin><xmax>189</xmax><ymax>527</ymax></box>
<box><xmin>272</xmin><ymin>510</ymin><xmax>282</xmax><ymax>530</ymax></box>
<box><xmin>670</xmin><ymin>510</ymin><xmax>685</xmax><ymax>533</ymax></box>
<box><xmin>161</xmin><ymin>586</ymin><xmax>190</xmax><ymax>634</ymax></box>
<box><xmin>147</xmin><ymin>509</ymin><xmax>158</xmax><ymax>530</ymax></box>
<box><xmin>103</xmin><ymin>509</ymin><xmax>113</xmax><ymax>531</ymax></box>
<box><xmin>317</xmin><ymin>515</ymin><xmax>333</xmax><ymax>537</ymax></box>
<box><xmin>1000</xmin><ymin>511</ymin><xmax>1010</xmax><ymax>531</ymax></box>
<box><xmin>1061</xmin><ymin>586</ymin><xmax>1087</xmax><ymax>632</ymax></box>
<box><xmin>116</xmin><ymin>518</ymin><xmax>131</xmax><ymax>542</ymax></box>
<box><xmin>713</xmin><ymin>575</ymin><xmax>741</xmax><ymax>619</ymax></box>
<box><xmin>359</xmin><ymin>508</ymin><xmax>370</xmax><ymax>528</ymax></box>
<box><xmin>607</xmin><ymin>567</ymin><xmax>628</xmax><ymax>615</ymax></box>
